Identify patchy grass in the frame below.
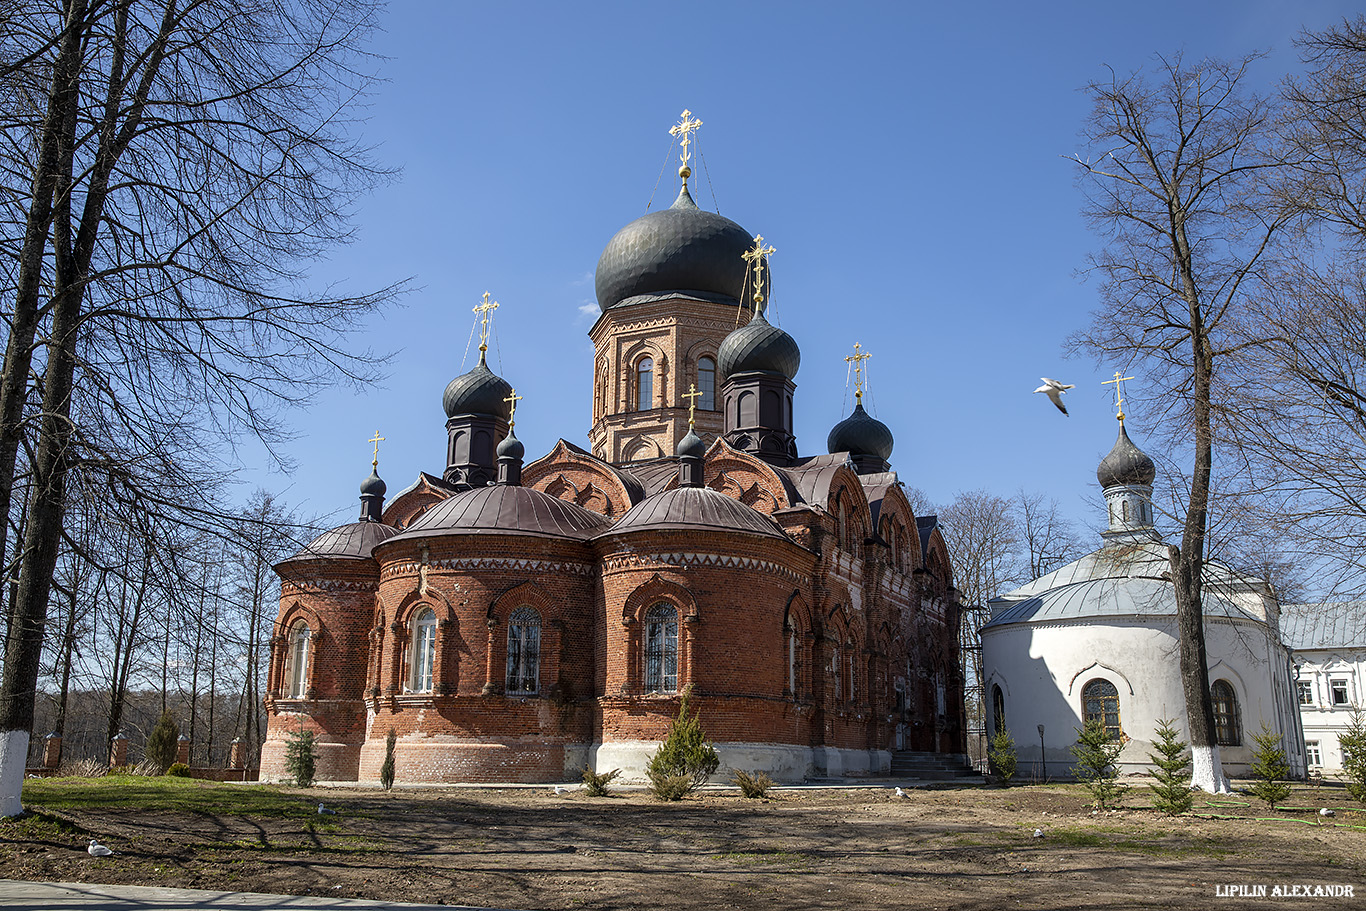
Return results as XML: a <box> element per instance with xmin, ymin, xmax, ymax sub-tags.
<box><xmin>21</xmin><ymin>775</ymin><xmax>337</xmax><ymax>824</ymax></box>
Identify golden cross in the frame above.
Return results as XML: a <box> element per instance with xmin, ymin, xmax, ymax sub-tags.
<box><xmin>1102</xmin><ymin>371</ymin><xmax>1135</xmax><ymax>422</ymax></box>
<box><xmin>368</xmin><ymin>430</ymin><xmax>385</xmax><ymax>469</ymax></box>
<box><xmin>741</xmin><ymin>234</ymin><xmax>776</xmax><ymax>308</ymax></box>
<box><xmin>845</xmin><ymin>343</ymin><xmax>872</xmax><ymax>402</ymax></box>
<box><xmin>473</xmin><ymin>291</ymin><xmax>499</xmax><ymax>353</ymax></box>
<box><xmin>682</xmin><ymin>382</ymin><xmax>703</xmax><ymax>428</ymax></box>
<box><xmin>669</xmin><ymin>109</ymin><xmax>703</xmax><ymax>171</ymax></box>
<box><xmin>504</xmin><ymin>388</ymin><xmax>523</xmax><ymax>428</ymax></box>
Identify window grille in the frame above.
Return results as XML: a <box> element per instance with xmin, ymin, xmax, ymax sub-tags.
<box><xmin>409</xmin><ymin>609</ymin><xmax>437</xmax><ymax>693</ymax></box>
<box><xmin>1211</xmin><ymin>679</ymin><xmax>1241</xmax><ymax>746</ymax></box>
<box><xmin>1081</xmin><ymin>679</ymin><xmax>1121</xmax><ymax>740</ymax></box>
<box><xmin>506</xmin><ymin>607</ymin><xmax>541</xmax><ymax>695</ymax></box>
<box><xmin>644</xmin><ymin>603</ymin><xmax>678</xmax><ymax>693</ymax></box>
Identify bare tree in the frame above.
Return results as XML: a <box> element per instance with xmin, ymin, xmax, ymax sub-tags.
<box><xmin>0</xmin><ymin>0</ymin><xmax>398</xmax><ymax>815</ymax></box>
<box><xmin>1014</xmin><ymin>490</ymin><xmax>1084</xmax><ymax>580</ymax></box>
<box><xmin>1067</xmin><ymin>54</ymin><xmax>1299</xmax><ymax>792</ymax></box>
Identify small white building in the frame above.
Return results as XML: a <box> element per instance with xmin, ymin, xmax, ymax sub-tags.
<box><xmin>1280</xmin><ymin>602</ymin><xmax>1366</xmax><ymax>773</ymax></box>
<box><xmin>981</xmin><ymin>421</ymin><xmax>1305</xmax><ymax>780</ymax></box>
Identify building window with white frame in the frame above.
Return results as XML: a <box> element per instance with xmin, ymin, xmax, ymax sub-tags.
<box><xmin>1297</xmin><ymin>679</ymin><xmax>1314</xmax><ymax>705</ymax></box>
<box><xmin>1305</xmin><ymin>740</ymin><xmax>1322</xmax><ymax>766</ymax></box>
<box><xmin>697</xmin><ymin>356</ymin><xmax>716</xmax><ymax>411</ymax></box>
<box><xmin>1330</xmin><ymin>678</ymin><xmax>1351</xmax><ymax>706</ymax></box>
<box><xmin>636</xmin><ymin>357</ymin><xmax>653</xmax><ymax>411</ymax></box>
<box><xmin>644</xmin><ymin>602</ymin><xmax>678</xmax><ymax>693</ymax></box>
<box><xmin>284</xmin><ymin>621</ymin><xmax>310</xmax><ymax>698</ymax></box>
<box><xmin>505</xmin><ymin>606</ymin><xmax>541</xmax><ymax>695</ymax></box>
<box><xmin>408</xmin><ymin>608</ymin><xmax>437</xmax><ymax>693</ymax></box>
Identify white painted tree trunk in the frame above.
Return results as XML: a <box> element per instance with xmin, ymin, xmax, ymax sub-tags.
<box><xmin>0</xmin><ymin>729</ymin><xmax>29</xmax><ymax>817</ymax></box>
<box><xmin>1191</xmin><ymin>742</ymin><xmax>1231</xmax><ymax>794</ymax></box>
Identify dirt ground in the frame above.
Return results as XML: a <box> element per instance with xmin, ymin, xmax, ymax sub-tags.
<box><xmin>2</xmin><ymin>779</ymin><xmax>1364</xmax><ymax>910</ymax></box>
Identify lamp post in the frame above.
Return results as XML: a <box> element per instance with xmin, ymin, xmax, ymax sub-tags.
<box><xmin>1038</xmin><ymin>724</ymin><xmax>1047</xmax><ymax>781</ymax></box>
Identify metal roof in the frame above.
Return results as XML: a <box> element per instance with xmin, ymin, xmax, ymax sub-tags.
<box><xmin>1279</xmin><ymin>602</ymin><xmax>1366</xmax><ymax>650</ymax></box>
<box><xmin>279</xmin><ymin>521</ymin><xmax>400</xmax><ymax>565</ymax></box>
<box><xmin>605</xmin><ymin>485</ymin><xmax>788</xmax><ymax>539</ymax></box>
<box><xmin>387</xmin><ymin>484</ymin><xmax>611</xmax><ymax>542</ymax></box>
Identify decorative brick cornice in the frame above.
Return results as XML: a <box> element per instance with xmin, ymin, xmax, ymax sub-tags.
<box><xmin>381</xmin><ymin>556</ymin><xmax>595</xmax><ymax>580</ymax></box>
<box><xmin>602</xmin><ymin>551</ymin><xmax>804</xmax><ymax>584</ymax></box>
<box><xmin>281</xmin><ymin>578</ymin><xmax>378</xmax><ymax>595</ymax></box>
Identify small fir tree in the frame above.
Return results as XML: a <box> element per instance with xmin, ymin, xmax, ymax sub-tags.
<box><xmin>988</xmin><ymin>728</ymin><xmax>1017</xmax><ymax>784</ymax></box>
<box><xmin>144</xmin><ymin>713</ymin><xmax>180</xmax><ymax>774</ymax></box>
<box><xmin>1070</xmin><ymin>720</ymin><xmax>1128</xmax><ymax>810</ymax></box>
<box><xmin>1146</xmin><ymin>717</ymin><xmax>1193</xmax><ymax>815</ymax></box>
<box><xmin>285</xmin><ymin>727</ymin><xmax>319</xmax><ymax>788</ymax></box>
<box><xmin>1339</xmin><ymin>707</ymin><xmax>1366</xmax><ymax>803</ymax></box>
<box><xmin>582</xmin><ymin>766</ymin><xmax>622</xmax><ymax>797</ymax></box>
<box><xmin>380</xmin><ymin>729</ymin><xmax>397</xmax><ymax>791</ymax></box>
<box><xmin>1247</xmin><ymin>722</ymin><xmax>1291</xmax><ymax>809</ymax></box>
<box><xmin>646</xmin><ymin>685</ymin><xmax>720</xmax><ymax>801</ymax></box>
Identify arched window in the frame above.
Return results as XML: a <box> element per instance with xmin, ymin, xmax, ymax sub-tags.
<box><xmin>636</xmin><ymin>357</ymin><xmax>653</xmax><ymax>411</ymax></box>
<box><xmin>1122</xmin><ymin>500</ymin><xmax>1130</xmax><ymax>523</ymax></box>
<box><xmin>831</xmin><ymin>644</ymin><xmax>842</xmax><ymax>701</ymax></box>
<box><xmin>697</xmin><ymin>356</ymin><xmax>716</xmax><ymax>411</ymax></box>
<box><xmin>506</xmin><ymin>607</ymin><xmax>542</xmax><ymax>695</ymax></box>
<box><xmin>1081</xmin><ymin>679</ymin><xmax>1121</xmax><ymax>740</ymax></box>
<box><xmin>644</xmin><ymin>603</ymin><xmax>678</xmax><ymax>693</ymax></box>
<box><xmin>787</xmin><ymin>625</ymin><xmax>798</xmax><ymax>696</ymax></box>
<box><xmin>992</xmin><ymin>684</ymin><xmax>1006</xmax><ymax>736</ymax></box>
<box><xmin>408</xmin><ymin>608</ymin><xmax>437</xmax><ymax>693</ymax></box>
<box><xmin>1212</xmin><ymin>679</ymin><xmax>1241</xmax><ymax>746</ymax></box>
<box><xmin>837</xmin><ymin>496</ymin><xmax>849</xmax><ymax>551</ymax></box>
<box><xmin>285</xmin><ymin>621</ymin><xmax>310</xmax><ymax>698</ymax></box>
<box><xmin>847</xmin><ymin>646</ymin><xmax>858</xmax><ymax>704</ymax></box>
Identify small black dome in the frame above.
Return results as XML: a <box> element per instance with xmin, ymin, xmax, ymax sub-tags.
<box><xmin>676</xmin><ymin>428</ymin><xmax>706</xmax><ymax>459</ymax></box>
<box><xmin>717</xmin><ymin>310</ymin><xmax>801</xmax><ymax>382</ymax></box>
<box><xmin>1097</xmin><ymin>422</ymin><xmax>1156</xmax><ymax>488</ymax></box>
<box><xmin>442</xmin><ymin>356</ymin><xmax>513</xmax><ymax>420</ymax></box>
<box><xmin>359</xmin><ymin>467</ymin><xmax>386</xmax><ymax>498</ymax></box>
<box><xmin>595</xmin><ymin>185</ymin><xmax>758</xmax><ymax>311</ymax></box>
<box><xmin>827</xmin><ymin>401</ymin><xmax>894</xmax><ymax>461</ymax></box>
<box><xmin>497</xmin><ymin>428</ymin><xmax>525</xmax><ymax>460</ymax></box>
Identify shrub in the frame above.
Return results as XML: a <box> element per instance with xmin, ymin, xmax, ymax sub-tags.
<box><xmin>646</xmin><ymin>685</ymin><xmax>719</xmax><ymax>801</ymax></box>
<box><xmin>732</xmin><ymin>769</ymin><xmax>773</xmax><ymax>798</ymax></box>
<box><xmin>1070</xmin><ymin>720</ymin><xmax>1128</xmax><ymax>810</ymax></box>
<box><xmin>130</xmin><ymin>759</ymin><xmax>162</xmax><ymax>776</ymax></box>
<box><xmin>1248</xmin><ymin>722</ymin><xmax>1291</xmax><ymax>809</ymax></box>
<box><xmin>988</xmin><ymin>728</ymin><xmax>1017</xmax><ymax>784</ymax></box>
<box><xmin>58</xmin><ymin>757</ymin><xmax>106</xmax><ymax>778</ymax></box>
<box><xmin>582</xmin><ymin>766</ymin><xmax>622</xmax><ymax>797</ymax></box>
<box><xmin>285</xmin><ymin>728</ymin><xmax>319</xmax><ymax>788</ymax></box>
<box><xmin>1146</xmin><ymin>717</ymin><xmax>1193</xmax><ymax>815</ymax></box>
<box><xmin>380</xmin><ymin>729</ymin><xmax>397</xmax><ymax>791</ymax></box>
<box><xmin>144</xmin><ymin>713</ymin><xmax>179</xmax><ymax>774</ymax></box>
<box><xmin>1338</xmin><ymin>707</ymin><xmax>1366</xmax><ymax>804</ymax></box>
<box><xmin>166</xmin><ymin>762</ymin><xmax>192</xmax><ymax>778</ymax></box>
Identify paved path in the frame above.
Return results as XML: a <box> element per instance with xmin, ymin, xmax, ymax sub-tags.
<box><xmin>0</xmin><ymin>881</ymin><xmax>511</xmax><ymax>911</ymax></box>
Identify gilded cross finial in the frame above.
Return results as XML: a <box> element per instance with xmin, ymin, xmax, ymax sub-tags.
<box><xmin>669</xmin><ymin>109</ymin><xmax>703</xmax><ymax>185</ymax></box>
<box><xmin>741</xmin><ymin>234</ymin><xmax>776</xmax><ymax>310</ymax></box>
<box><xmin>503</xmin><ymin>388</ymin><xmax>523</xmax><ymax>429</ymax></box>
<box><xmin>368</xmin><ymin>430</ymin><xmax>385</xmax><ymax>469</ymax></box>
<box><xmin>682</xmin><ymin>382</ymin><xmax>703</xmax><ymax>429</ymax></box>
<box><xmin>473</xmin><ymin>292</ymin><xmax>500</xmax><ymax>357</ymax></box>
<box><xmin>1102</xmin><ymin>371</ymin><xmax>1135</xmax><ymax>423</ymax></box>
<box><xmin>845</xmin><ymin>343</ymin><xmax>872</xmax><ymax>403</ymax></box>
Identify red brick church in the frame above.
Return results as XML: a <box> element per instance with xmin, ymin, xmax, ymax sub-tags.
<box><xmin>259</xmin><ymin>119</ymin><xmax>964</xmax><ymax>784</ymax></box>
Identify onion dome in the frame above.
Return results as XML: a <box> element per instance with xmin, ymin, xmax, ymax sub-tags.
<box><xmin>496</xmin><ymin>428</ymin><xmax>525</xmax><ymax>461</ymax></box>
<box><xmin>827</xmin><ymin>401</ymin><xmax>894</xmax><ymax>462</ymax></box>
<box><xmin>676</xmin><ymin>427</ymin><xmax>706</xmax><ymax>460</ymax></box>
<box><xmin>1097</xmin><ymin>423</ymin><xmax>1156</xmax><ymax>488</ymax></box>
<box><xmin>359</xmin><ymin>467</ymin><xmax>386</xmax><ymax>499</ymax></box>
<box><xmin>383</xmin><ymin>484</ymin><xmax>611</xmax><ymax>542</ymax></box>
<box><xmin>595</xmin><ymin>184</ymin><xmax>758</xmax><ymax>311</ymax></box>
<box><xmin>607</xmin><ymin>485</ymin><xmax>786</xmax><ymax>539</ymax></box>
<box><xmin>717</xmin><ymin>309</ymin><xmax>801</xmax><ymax>383</ymax></box>
<box><xmin>442</xmin><ymin>354</ymin><xmax>513</xmax><ymax>420</ymax></box>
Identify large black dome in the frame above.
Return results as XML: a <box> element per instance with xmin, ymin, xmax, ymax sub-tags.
<box><xmin>442</xmin><ymin>356</ymin><xmax>513</xmax><ymax>420</ymax></box>
<box><xmin>827</xmin><ymin>401</ymin><xmax>894</xmax><ymax>462</ymax></box>
<box><xmin>595</xmin><ymin>184</ymin><xmax>757</xmax><ymax>311</ymax></box>
<box><xmin>1097</xmin><ymin>422</ymin><xmax>1156</xmax><ymax>488</ymax></box>
<box><xmin>717</xmin><ymin>310</ymin><xmax>800</xmax><ymax>382</ymax></box>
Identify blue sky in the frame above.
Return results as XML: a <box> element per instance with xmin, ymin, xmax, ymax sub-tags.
<box><xmin>250</xmin><ymin>0</ymin><xmax>1363</xmax><ymax>539</ymax></box>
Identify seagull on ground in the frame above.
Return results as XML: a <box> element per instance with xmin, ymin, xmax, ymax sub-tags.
<box><xmin>894</xmin><ymin>787</ymin><xmax>907</xmax><ymax>798</ymax></box>
<box><xmin>1320</xmin><ymin>808</ymin><xmax>1336</xmax><ymax>817</ymax></box>
<box><xmin>317</xmin><ymin>803</ymin><xmax>336</xmax><ymax>815</ymax></box>
<box><xmin>1033</xmin><ymin>828</ymin><xmax>1045</xmax><ymax>838</ymax></box>
<box><xmin>553</xmin><ymin>786</ymin><xmax>570</xmax><ymax>795</ymax></box>
<box><xmin>87</xmin><ymin>838</ymin><xmax>115</xmax><ymax>857</ymax></box>
<box><xmin>1033</xmin><ymin>378</ymin><xmax>1074</xmax><ymax>416</ymax></box>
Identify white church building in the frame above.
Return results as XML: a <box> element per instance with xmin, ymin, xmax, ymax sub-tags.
<box><xmin>1280</xmin><ymin>601</ymin><xmax>1366</xmax><ymax>773</ymax></box>
<box><xmin>982</xmin><ymin>420</ymin><xmax>1306</xmax><ymax>780</ymax></box>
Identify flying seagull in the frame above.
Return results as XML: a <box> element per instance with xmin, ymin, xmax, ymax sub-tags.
<box><xmin>1034</xmin><ymin>378</ymin><xmax>1074</xmax><ymax>416</ymax></box>
<box><xmin>87</xmin><ymin>838</ymin><xmax>115</xmax><ymax>857</ymax></box>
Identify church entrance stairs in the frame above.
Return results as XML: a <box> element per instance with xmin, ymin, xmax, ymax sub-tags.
<box><xmin>889</xmin><ymin>751</ymin><xmax>978</xmax><ymax>781</ymax></box>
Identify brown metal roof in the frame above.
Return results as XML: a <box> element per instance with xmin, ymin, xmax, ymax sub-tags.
<box><xmin>605</xmin><ymin>486</ymin><xmax>788</xmax><ymax>539</ymax></box>
<box><xmin>279</xmin><ymin>521</ymin><xmax>400</xmax><ymax>565</ymax></box>
<box><xmin>388</xmin><ymin>484</ymin><xmax>612</xmax><ymax>542</ymax></box>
